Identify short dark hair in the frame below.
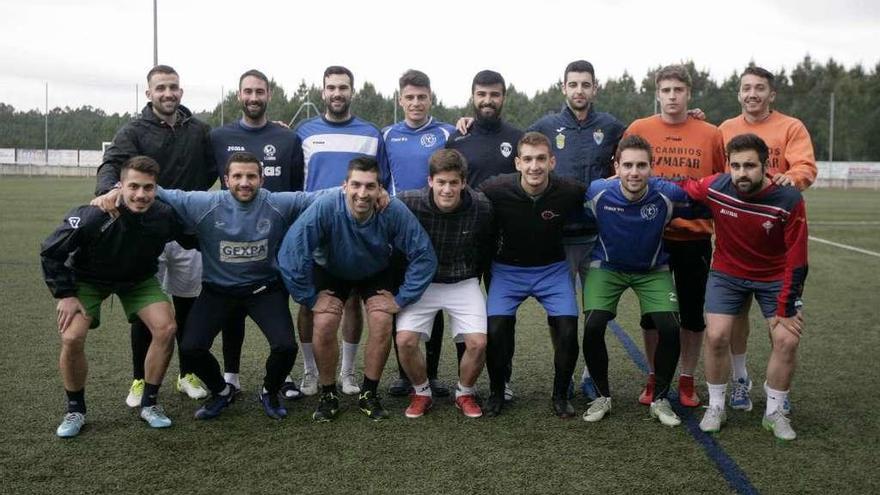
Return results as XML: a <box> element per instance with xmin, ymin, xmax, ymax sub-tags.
<box><xmin>517</xmin><ymin>131</ymin><xmax>553</xmax><ymax>156</ymax></box>
<box><xmin>399</xmin><ymin>69</ymin><xmax>431</xmax><ymax>91</ymax></box>
<box><xmin>324</xmin><ymin>65</ymin><xmax>354</xmax><ymax>87</ymax></box>
<box><xmin>655</xmin><ymin>65</ymin><xmax>692</xmax><ymax>88</ymax></box>
<box><xmin>121</xmin><ymin>155</ymin><xmax>160</xmax><ymax>179</ymax></box>
<box><xmin>725</xmin><ymin>133</ymin><xmax>769</xmax><ymax>167</ymax></box>
<box><xmin>471</xmin><ymin>70</ymin><xmax>506</xmax><ymax>95</ymax></box>
<box><xmin>346</xmin><ymin>156</ymin><xmax>380</xmax><ymax>180</ymax></box>
<box><xmin>615</xmin><ymin>134</ymin><xmax>654</xmax><ymax>165</ymax></box>
<box><xmin>741</xmin><ymin>66</ymin><xmax>776</xmax><ymax>91</ymax></box>
<box><xmin>429</xmin><ymin>149</ymin><xmax>468</xmax><ymax>180</ymax></box>
<box><xmin>225</xmin><ymin>151</ymin><xmax>262</xmax><ymax>175</ymax></box>
<box><xmin>146</xmin><ymin>65</ymin><xmax>178</xmax><ymax>84</ymax></box>
<box><xmin>239</xmin><ymin>69</ymin><xmax>269</xmax><ymax>89</ymax></box>
<box><xmin>564</xmin><ymin>60</ymin><xmax>595</xmax><ymax>84</ymax></box>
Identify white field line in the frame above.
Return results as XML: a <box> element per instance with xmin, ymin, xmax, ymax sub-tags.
<box><xmin>809</xmin><ymin>236</ymin><xmax>880</xmax><ymax>258</ymax></box>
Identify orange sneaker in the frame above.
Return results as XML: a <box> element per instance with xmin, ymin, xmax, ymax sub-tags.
<box><xmin>678</xmin><ymin>375</ymin><xmax>701</xmax><ymax>407</ymax></box>
<box><xmin>405</xmin><ymin>394</ymin><xmax>433</xmax><ymax>418</ymax></box>
<box><xmin>455</xmin><ymin>394</ymin><xmax>483</xmax><ymax>418</ymax></box>
<box><xmin>638</xmin><ymin>374</ymin><xmax>655</xmax><ymax>406</ymax></box>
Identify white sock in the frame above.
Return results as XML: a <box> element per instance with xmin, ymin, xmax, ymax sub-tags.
<box><xmin>413</xmin><ymin>380</ymin><xmax>432</xmax><ymax>397</ymax></box>
<box><xmin>731</xmin><ymin>353</ymin><xmax>748</xmax><ymax>382</ymax></box>
<box><xmin>708</xmin><ymin>382</ymin><xmax>727</xmax><ymax>409</ymax></box>
<box><xmin>764</xmin><ymin>382</ymin><xmax>789</xmax><ymax>416</ymax></box>
<box><xmin>340</xmin><ymin>342</ymin><xmax>359</xmax><ymax>375</ymax></box>
<box><xmin>301</xmin><ymin>343</ymin><xmax>317</xmax><ymax>375</ymax></box>
<box><xmin>223</xmin><ymin>373</ymin><xmax>240</xmax><ymax>389</ymax></box>
<box><xmin>582</xmin><ymin>367</ymin><xmax>592</xmax><ymax>380</ymax></box>
<box><xmin>456</xmin><ymin>382</ymin><xmax>475</xmax><ymax>398</ymax></box>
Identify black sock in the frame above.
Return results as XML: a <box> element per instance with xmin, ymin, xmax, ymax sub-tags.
<box><xmin>66</xmin><ymin>388</ymin><xmax>86</xmax><ymax>414</ymax></box>
<box><xmin>362</xmin><ymin>377</ymin><xmax>379</xmax><ymax>395</ymax></box>
<box><xmin>141</xmin><ymin>382</ymin><xmax>160</xmax><ymax>407</ymax></box>
<box><xmin>321</xmin><ymin>383</ymin><xmax>337</xmax><ymax>395</ymax></box>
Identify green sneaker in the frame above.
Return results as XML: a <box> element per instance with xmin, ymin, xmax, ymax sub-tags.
<box><xmin>763</xmin><ymin>408</ymin><xmax>796</xmax><ymax>441</ymax></box>
<box><xmin>358</xmin><ymin>391</ymin><xmax>389</xmax><ymax>421</ymax></box>
<box><xmin>126</xmin><ymin>379</ymin><xmax>145</xmax><ymax>408</ymax></box>
<box><xmin>582</xmin><ymin>396</ymin><xmax>612</xmax><ymax>423</ymax></box>
<box><xmin>650</xmin><ymin>398</ymin><xmax>681</xmax><ymax>427</ymax></box>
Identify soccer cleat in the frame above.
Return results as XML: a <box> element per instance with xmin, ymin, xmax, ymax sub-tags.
<box><xmin>763</xmin><ymin>408</ymin><xmax>796</xmax><ymax>441</ymax></box>
<box><xmin>552</xmin><ymin>398</ymin><xmax>576</xmax><ymax>419</ymax></box>
<box><xmin>638</xmin><ymin>374</ymin><xmax>655</xmax><ymax>406</ymax></box>
<box><xmin>280</xmin><ymin>379</ymin><xmax>303</xmax><ymax>401</ymax></box>
<box><xmin>388</xmin><ymin>377</ymin><xmax>412</xmax><ymax>397</ymax></box>
<box><xmin>312</xmin><ymin>391</ymin><xmax>339</xmax><ymax>423</ymax></box>
<box><xmin>650</xmin><ymin>399</ymin><xmax>681</xmax><ymax>427</ymax></box>
<box><xmin>583</xmin><ymin>396</ymin><xmax>612</xmax><ymax>423</ymax></box>
<box><xmin>358</xmin><ymin>391</ymin><xmax>389</xmax><ymax>421</ymax></box>
<box><xmin>177</xmin><ymin>373</ymin><xmax>209</xmax><ymax>400</ymax></box>
<box><xmin>259</xmin><ymin>392</ymin><xmax>288</xmax><ymax>420</ymax></box>
<box><xmin>404</xmin><ymin>395</ymin><xmax>433</xmax><ymax>418</ymax></box>
<box><xmin>194</xmin><ymin>389</ymin><xmax>234</xmax><ymax>420</ymax></box>
<box><xmin>300</xmin><ymin>370</ymin><xmax>319</xmax><ymax>396</ymax></box>
<box><xmin>339</xmin><ymin>371</ymin><xmax>361</xmax><ymax>395</ymax></box>
<box><xmin>126</xmin><ymin>379</ymin><xmax>145</xmax><ymax>408</ymax></box>
<box><xmin>429</xmin><ymin>379</ymin><xmax>450</xmax><ymax>397</ymax></box>
<box><xmin>581</xmin><ymin>376</ymin><xmax>599</xmax><ymax>401</ymax></box>
<box><xmin>699</xmin><ymin>405</ymin><xmax>727</xmax><ymax>433</ymax></box>
<box><xmin>140</xmin><ymin>405</ymin><xmax>172</xmax><ymax>428</ymax></box>
<box><xmin>678</xmin><ymin>375</ymin><xmax>701</xmax><ymax>407</ymax></box>
<box><xmin>504</xmin><ymin>382</ymin><xmax>515</xmax><ymax>402</ymax></box>
<box><xmin>485</xmin><ymin>393</ymin><xmax>504</xmax><ymax>418</ymax></box>
<box><xmin>729</xmin><ymin>377</ymin><xmax>753</xmax><ymax>411</ymax></box>
<box><xmin>56</xmin><ymin>412</ymin><xmax>85</xmax><ymax>438</ymax></box>
<box><xmin>455</xmin><ymin>394</ymin><xmax>483</xmax><ymax>418</ymax></box>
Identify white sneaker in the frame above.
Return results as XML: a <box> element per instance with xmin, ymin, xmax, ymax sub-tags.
<box><xmin>700</xmin><ymin>405</ymin><xmax>727</xmax><ymax>433</ymax></box>
<box><xmin>504</xmin><ymin>382</ymin><xmax>514</xmax><ymax>402</ymax></box>
<box><xmin>583</xmin><ymin>396</ymin><xmax>612</xmax><ymax>422</ymax></box>
<box><xmin>300</xmin><ymin>370</ymin><xmax>319</xmax><ymax>396</ymax></box>
<box><xmin>176</xmin><ymin>373</ymin><xmax>208</xmax><ymax>400</ymax></box>
<box><xmin>763</xmin><ymin>407</ymin><xmax>796</xmax><ymax>441</ymax></box>
<box><xmin>650</xmin><ymin>398</ymin><xmax>681</xmax><ymax>427</ymax></box>
<box><xmin>340</xmin><ymin>371</ymin><xmax>360</xmax><ymax>395</ymax></box>
<box><xmin>126</xmin><ymin>379</ymin><xmax>145</xmax><ymax>408</ymax></box>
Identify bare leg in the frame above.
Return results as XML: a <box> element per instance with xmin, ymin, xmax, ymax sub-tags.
<box><xmin>703</xmin><ymin>314</ymin><xmax>736</xmax><ymax>384</ymax></box>
<box><xmin>765</xmin><ymin>320</ymin><xmax>799</xmax><ymax>390</ymax></box>
<box><xmin>137</xmin><ymin>301</ymin><xmax>177</xmax><ymax>385</ymax></box>
<box><xmin>60</xmin><ymin>315</ymin><xmax>91</xmax><ymax>392</ymax></box>
<box><xmin>396</xmin><ymin>330</ymin><xmax>426</xmax><ymax>385</ymax></box>
<box><xmin>363</xmin><ymin>308</ymin><xmax>393</xmax><ymax>381</ymax></box>
<box><xmin>313</xmin><ymin>312</ymin><xmax>342</xmax><ymax>386</ymax></box>
<box><xmin>679</xmin><ymin>328</ymin><xmax>703</xmax><ymax>376</ymax></box>
<box><xmin>341</xmin><ymin>294</ymin><xmax>363</xmax><ymax>345</ymax></box>
<box><xmin>459</xmin><ymin>333</ymin><xmax>487</xmax><ymax>388</ymax></box>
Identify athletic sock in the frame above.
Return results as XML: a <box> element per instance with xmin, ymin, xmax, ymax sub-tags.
<box><xmin>66</xmin><ymin>388</ymin><xmax>86</xmax><ymax>414</ymax></box>
<box><xmin>455</xmin><ymin>382</ymin><xmax>475</xmax><ymax>399</ymax></box>
<box><xmin>362</xmin><ymin>377</ymin><xmax>379</xmax><ymax>395</ymax></box>
<box><xmin>217</xmin><ymin>384</ymin><xmax>231</xmax><ymax>397</ymax></box>
<box><xmin>731</xmin><ymin>353</ymin><xmax>748</xmax><ymax>382</ymax></box>
<box><xmin>141</xmin><ymin>383</ymin><xmax>160</xmax><ymax>407</ymax></box>
<box><xmin>223</xmin><ymin>373</ymin><xmax>241</xmax><ymax>389</ymax></box>
<box><xmin>340</xmin><ymin>342</ymin><xmax>359</xmax><ymax>375</ymax></box>
<box><xmin>413</xmin><ymin>380</ymin><xmax>432</xmax><ymax>397</ymax></box>
<box><xmin>321</xmin><ymin>383</ymin><xmax>337</xmax><ymax>395</ymax></box>
<box><xmin>764</xmin><ymin>383</ymin><xmax>789</xmax><ymax>416</ymax></box>
<box><xmin>707</xmin><ymin>382</ymin><xmax>727</xmax><ymax>409</ymax></box>
<box><xmin>301</xmin><ymin>343</ymin><xmax>317</xmax><ymax>375</ymax></box>
<box><xmin>582</xmin><ymin>367</ymin><xmax>592</xmax><ymax>380</ymax></box>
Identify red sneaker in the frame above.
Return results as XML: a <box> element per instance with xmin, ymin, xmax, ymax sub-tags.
<box><xmin>405</xmin><ymin>395</ymin><xmax>433</xmax><ymax>418</ymax></box>
<box><xmin>455</xmin><ymin>394</ymin><xmax>483</xmax><ymax>418</ymax></box>
<box><xmin>678</xmin><ymin>375</ymin><xmax>701</xmax><ymax>407</ymax></box>
<box><xmin>638</xmin><ymin>374</ymin><xmax>655</xmax><ymax>406</ymax></box>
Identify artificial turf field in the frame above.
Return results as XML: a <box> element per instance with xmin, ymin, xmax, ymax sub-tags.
<box><xmin>0</xmin><ymin>178</ymin><xmax>877</xmax><ymax>495</ymax></box>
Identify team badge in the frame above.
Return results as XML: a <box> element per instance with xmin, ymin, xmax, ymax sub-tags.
<box><xmin>593</xmin><ymin>129</ymin><xmax>605</xmax><ymax>145</ymax></box>
<box><xmin>67</xmin><ymin>217</ymin><xmax>81</xmax><ymax>229</ymax></box>
<box><xmin>263</xmin><ymin>144</ymin><xmax>276</xmax><ymax>157</ymax></box>
<box><xmin>420</xmin><ymin>134</ymin><xmax>437</xmax><ymax>148</ymax></box>
<box><xmin>762</xmin><ymin>220</ymin><xmax>774</xmax><ymax>234</ymax></box>
<box><xmin>640</xmin><ymin>204</ymin><xmax>658</xmax><ymax>220</ymax></box>
<box><xmin>555</xmin><ymin>133</ymin><xmax>565</xmax><ymax>150</ymax></box>
<box><xmin>541</xmin><ymin>210</ymin><xmax>560</xmax><ymax>220</ymax></box>
<box><xmin>500</xmin><ymin>142</ymin><xmax>513</xmax><ymax>158</ymax></box>
<box><xmin>215</xmin><ymin>220</ymin><xmax>226</xmax><ymax>229</ymax></box>
<box><xmin>256</xmin><ymin>218</ymin><xmax>271</xmax><ymax>234</ymax></box>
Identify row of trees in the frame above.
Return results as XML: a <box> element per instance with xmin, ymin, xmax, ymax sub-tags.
<box><xmin>2</xmin><ymin>56</ymin><xmax>878</xmax><ymax>161</ymax></box>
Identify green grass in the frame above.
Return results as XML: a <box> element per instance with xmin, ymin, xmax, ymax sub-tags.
<box><xmin>1</xmin><ymin>178</ymin><xmax>878</xmax><ymax>494</ymax></box>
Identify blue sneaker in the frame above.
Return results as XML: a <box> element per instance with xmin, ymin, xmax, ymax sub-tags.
<box><xmin>140</xmin><ymin>405</ymin><xmax>172</xmax><ymax>428</ymax></box>
<box><xmin>729</xmin><ymin>378</ymin><xmax>753</xmax><ymax>411</ymax></box>
<box><xmin>259</xmin><ymin>392</ymin><xmax>288</xmax><ymax>420</ymax></box>
<box><xmin>581</xmin><ymin>377</ymin><xmax>599</xmax><ymax>401</ymax></box>
<box><xmin>194</xmin><ymin>387</ymin><xmax>235</xmax><ymax>420</ymax></box>
<box><xmin>56</xmin><ymin>412</ymin><xmax>85</xmax><ymax>438</ymax></box>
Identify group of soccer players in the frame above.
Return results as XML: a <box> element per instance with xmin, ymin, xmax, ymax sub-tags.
<box><xmin>41</xmin><ymin>60</ymin><xmax>813</xmax><ymax>442</ymax></box>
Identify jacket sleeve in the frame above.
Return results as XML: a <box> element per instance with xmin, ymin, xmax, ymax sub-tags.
<box><xmin>290</xmin><ymin>133</ymin><xmax>305</xmax><ymax>192</ymax></box>
<box><xmin>476</xmin><ymin>196</ymin><xmax>496</xmax><ymax>275</ymax></box>
<box><xmin>777</xmin><ymin>199</ymin><xmax>809</xmax><ymax>317</ymax></box>
<box><xmin>156</xmin><ymin>187</ymin><xmax>214</xmax><ymax>230</ymax></box>
<box><xmin>95</xmin><ymin>125</ymin><xmax>138</xmax><ymax>195</ymax></box>
<box><xmin>711</xmin><ymin>129</ymin><xmax>727</xmax><ymax>174</ymax></box>
<box><xmin>678</xmin><ymin>174</ymin><xmax>714</xmax><ymax>204</ymax></box>
<box><xmin>272</xmin><ymin>187</ymin><xmax>340</xmax><ymax>224</ymax></box>
<box><xmin>278</xmin><ymin>202</ymin><xmax>323</xmax><ymax>308</ymax></box>
<box><xmin>782</xmin><ymin>123</ymin><xmax>817</xmax><ymax>191</ymax></box>
<box><xmin>376</xmin><ymin>136</ymin><xmax>391</xmax><ymax>191</ymax></box>
<box><xmin>389</xmin><ymin>203</ymin><xmax>438</xmax><ymax>308</ymax></box>
<box><xmin>40</xmin><ymin>206</ymin><xmax>100</xmax><ymax>298</ymax></box>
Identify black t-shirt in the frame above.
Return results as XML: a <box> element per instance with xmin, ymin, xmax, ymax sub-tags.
<box><xmin>446</xmin><ymin>119</ymin><xmax>523</xmax><ymax>188</ymax></box>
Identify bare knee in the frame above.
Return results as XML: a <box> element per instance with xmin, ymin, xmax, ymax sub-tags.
<box><xmin>151</xmin><ymin>321</ymin><xmax>177</xmax><ymax>343</ymax></box>
<box><xmin>465</xmin><ymin>334</ymin><xmax>487</xmax><ymax>353</ymax></box>
<box><xmin>366</xmin><ymin>311</ymin><xmax>392</xmax><ymax>338</ymax></box>
<box><xmin>704</xmin><ymin>328</ymin><xmax>731</xmax><ymax>351</ymax></box>
<box><xmin>771</xmin><ymin>330</ymin><xmax>799</xmax><ymax>356</ymax></box>
<box><xmin>61</xmin><ymin>331</ymin><xmax>86</xmax><ymax>350</ymax></box>
<box><xmin>396</xmin><ymin>332</ymin><xmax>420</xmax><ymax>352</ymax></box>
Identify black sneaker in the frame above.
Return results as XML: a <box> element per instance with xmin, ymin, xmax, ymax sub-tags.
<box><xmin>312</xmin><ymin>391</ymin><xmax>339</xmax><ymax>423</ymax></box>
<box><xmin>388</xmin><ymin>377</ymin><xmax>412</xmax><ymax>397</ymax></box>
<box><xmin>194</xmin><ymin>386</ymin><xmax>236</xmax><ymax>420</ymax></box>
<box><xmin>280</xmin><ymin>380</ymin><xmax>303</xmax><ymax>401</ymax></box>
<box><xmin>485</xmin><ymin>393</ymin><xmax>504</xmax><ymax>418</ymax></box>
<box><xmin>429</xmin><ymin>379</ymin><xmax>450</xmax><ymax>397</ymax></box>
<box><xmin>358</xmin><ymin>391</ymin><xmax>389</xmax><ymax>421</ymax></box>
<box><xmin>552</xmin><ymin>397</ymin><xmax>576</xmax><ymax>419</ymax></box>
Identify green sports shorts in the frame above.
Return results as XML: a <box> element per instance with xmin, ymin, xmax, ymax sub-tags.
<box><xmin>76</xmin><ymin>277</ymin><xmax>170</xmax><ymax>329</ymax></box>
<box><xmin>583</xmin><ymin>268</ymin><xmax>679</xmax><ymax>316</ymax></box>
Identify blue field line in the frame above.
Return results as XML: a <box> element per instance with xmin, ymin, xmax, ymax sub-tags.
<box><xmin>608</xmin><ymin>320</ymin><xmax>760</xmax><ymax>495</ymax></box>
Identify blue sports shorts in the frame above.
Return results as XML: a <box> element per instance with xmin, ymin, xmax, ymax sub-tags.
<box><xmin>487</xmin><ymin>261</ymin><xmax>578</xmax><ymax>317</ymax></box>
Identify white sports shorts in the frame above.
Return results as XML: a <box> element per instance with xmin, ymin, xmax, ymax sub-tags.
<box><xmin>396</xmin><ymin>278</ymin><xmax>487</xmax><ymax>342</ymax></box>
<box><xmin>156</xmin><ymin>241</ymin><xmax>202</xmax><ymax>298</ymax></box>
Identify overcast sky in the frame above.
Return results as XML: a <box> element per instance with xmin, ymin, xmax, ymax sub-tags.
<box><xmin>0</xmin><ymin>0</ymin><xmax>877</xmax><ymax>116</ymax></box>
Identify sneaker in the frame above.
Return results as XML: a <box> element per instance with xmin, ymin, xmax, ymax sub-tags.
<box><xmin>638</xmin><ymin>374</ymin><xmax>655</xmax><ymax>406</ymax></box>
<box><xmin>300</xmin><ymin>370</ymin><xmax>319</xmax><ymax>396</ymax></box>
<box><xmin>340</xmin><ymin>371</ymin><xmax>361</xmax><ymax>395</ymax></box>
<box><xmin>581</xmin><ymin>376</ymin><xmax>599</xmax><ymax>401</ymax></box>
<box><xmin>388</xmin><ymin>377</ymin><xmax>412</xmax><ymax>396</ymax></box>
<box><xmin>126</xmin><ymin>379</ymin><xmax>145</xmax><ymax>408</ymax></box>
<box><xmin>140</xmin><ymin>405</ymin><xmax>172</xmax><ymax>428</ymax></box>
<box><xmin>194</xmin><ymin>389</ymin><xmax>234</xmax><ymax>420</ymax></box>
<box><xmin>177</xmin><ymin>373</ymin><xmax>209</xmax><ymax>400</ymax></box>
<box><xmin>729</xmin><ymin>377</ymin><xmax>753</xmax><ymax>411</ymax></box>
<box><xmin>678</xmin><ymin>375</ymin><xmax>701</xmax><ymax>407</ymax></box>
<box><xmin>429</xmin><ymin>379</ymin><xmax>450</xmax><ymax>397</ymax></box>
<box><xmin>455</xmin><ymin>394</ymin><xmax>482</xmax><ymax>418</ymax></box>
<box><xmin>280</xmin><ymin>379</ymin><xmax>303</xmax><ymax>401</ymax></box>
<box><xmin>583</xmin><ymin>396</ymin><xmax>612</xmax><ymax>423</ymax></box>
<box><xmin>650</xmin><ymin>398</ymin><xmax>681</xmax><ymax>427</ymax></box>
<box><xmin>552</xmin><ymin>398</ymin><xmax>576</xmax><ymax>419</ymax></box>
<box><xmin>56</xmin><ymin>412</ymin><xmax>85</xmax><ymax>438</ymax></box>
<box><xmin>312</xmin><ymin>391</ymin><xmax>339</xmax><ymax>422</ymax></box>
<box><xmin>259</xmin><ymin>392</ymin><xmax>288</xmax><ymax>420</ymax></box>
<box><xmin>358</xmin><ymin>391</ymin><xmax>389</xmax><ymax>421</ymax></box>
<box><xmin>699</xmin><ymin>405</ymin><xmax>727</xmax><ymax>433</ymax></box>
<box><xmin>485</xmin><ymin>393</ymin><xmax>504</xmax><ymax>417</ymax></box>
<box><xmin>228</xmin><ymin>383</ymin><xmax>242</xmax><ymax>398</ymax></box>
<box><xmin>763</xmin><ymin>408</ymin><xmax>796</xmax><ymax>441</ymax></box>
<box><xmin>504</xmin><ymin>382</ymin><xmax>514</xmax><ymax>402</ymax></box>
<box><xmin>404</xmin><ymin>395</ymin><xmax>433</xmax><ymax>418</ymax></box>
